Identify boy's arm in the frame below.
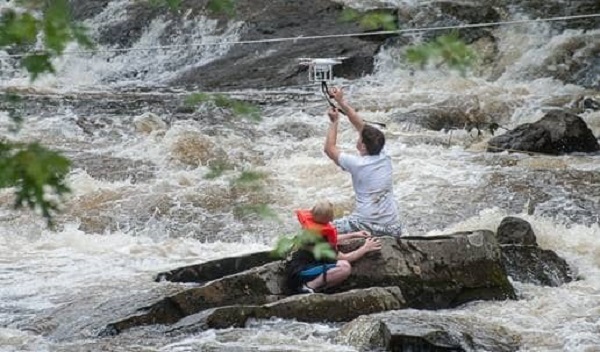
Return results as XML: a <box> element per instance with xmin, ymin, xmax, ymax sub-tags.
<box><xmin>336</xmin><ymin>237</ymin><xmax>381</xmax><ymax>263</ymax></box>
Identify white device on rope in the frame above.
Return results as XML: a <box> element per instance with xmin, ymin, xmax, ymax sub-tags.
<box><xmin>298</xmin><ymin>57</ymin><xmax>344</xmax><ymax>82</ymax></box>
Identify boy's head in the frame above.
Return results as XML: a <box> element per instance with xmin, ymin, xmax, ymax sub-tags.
<box><xmin>311</xmin><ymin>200</ymin><xmax>334</xmax><ymax>224</ymax></box>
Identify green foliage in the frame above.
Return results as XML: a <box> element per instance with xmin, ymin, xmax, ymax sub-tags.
<box><xmin>204</xmin><ymin>159</ymin><xmax>233</xmax><ymax>179</ymax></box>
<box><xmin>234</xmin><ymin>203</ymin><xmax>278</xmax><ymax>220</ymax></box>
<box><xmin>185</xmin><ymin>92</ymin><xmax>262</xmax><ymax>121</ymax></box>
<box><xmin>235</xmin><ymin>170</ymin><xmax>266</xmax><ymax>184</ymax></box>
<box><xmin>147</xmin><ymin>0</ymin><xmax>182</xmax><ymax>11</ymax></box>
<box><xmin>273</xmin><ymin>230</ymin><xmax>337</xmax><ymax>261</ymax></box>
<box><xmin>1</xmin><ymin>93</ymin><xmax>24</xmax><ymax>132</ymax></box>
<box><xmin>406</xmin><ymin>33</ymin><xmax>476</xmax><ymax>76</ymax></box>
<box><xmin>20</xmin><ymin>54</ymin><xmax>55</xmax><ymax>81</ymax></box>
<box><xmin>0</xmin><ymin>142</ymin><xmax>71</xmax><ymax>225</ymax></box>
<box><xmin>207</xmin><ymin>0</ymin><xmax>237</xmax><ymax>17</ymax></box>
<box><xmin>0</xmin><ymin>0</ymin><xmax>92</xmax><ymax>225</ymax></box>
<box><xmin>184</xmin><ymin>92</ymin><xmax>211</xmax><ymax>106</ymax></box>
<box><xmin>1</xmin><ymin>0</ymin><xmax>94</xmax><ymax>80</ymax></box>
<box><xmin>340</xmin><ymin>8</ymin><xmax>397</xmax><ymax>31</ymax></box>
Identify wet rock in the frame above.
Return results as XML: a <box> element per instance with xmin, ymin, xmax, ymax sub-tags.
<box><xmin>497</xmin><ymin>217</ymin><xmax>573</xmax><ymax>287</ymax></box>
<box><xmin>102</xmin><ymin>232</ymin><xmax>515</xmax><ymax>334</ymax></box>
<box><xmin>487</xmin><ymin>110</ymin><xmax>600</xmax><ymax>155</ymax></box>
<box><xmin>101</xmin><ymin>262</ymin><xmax>286</xmax><ymax>336</ymax></box>
<box><xmin>337</xmin><ymin>311</ymin><xmax>521</xmax><ymax>352</ymax></box>
<box><xmin>270</xmin><ymin>122</ymin><xmax>317</xmax><ymax>140</ymax></box>
<box><xmin>171</xmin><ymin>0</ymin><xmax>389</xmax><ymax>89</ymax></box>
<box><xmin>168</xmin><ymin>287</ymin><xmax>406</xmax><ymax>333</ymax></box>
<box><xmin>334</xmin><ymin>232</ymin><xmax>515</xmax><ymax>308</ymax></box>
<box><xmin>70</xmin><ymin>0</ymin><xmax>112</xmax><ymax>21</ymax></box>
<box><xmin>500</xmin><ymin>246</ymin><xmax>573</xmax><ymax>287</ymax></box>
<box><xmin>133</xmin><ymin>112</ymin><xmax>168</xmax><ymax>134</ymax></box>
<box><xmin>68</xmin><ymin>152</ymin><xmax>156</xmax><ymax>183</ymax></box>
<box><xmin>155</xmin><ymin>250</ymin><xmax>277</xmax><ymax>283</ymax></box>
<box><xmin>507</xmin><ymin>0</ymin><xmax>600</xmax><ymax>31</ymax></box>
<box><xmin>497</xmin><ymin>217</ymin><xmax>537</xmax><ymax>245</ymax></box>
<box><xmin>400</xmin><ymin>1</ymin><xmax>500</xmax><ymax>44</ymax></box>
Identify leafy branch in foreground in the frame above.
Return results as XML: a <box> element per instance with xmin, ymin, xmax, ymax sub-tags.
<box><xmin>0</xmin><ymin>0</ymin><xmax>92</xmax><ymax>225</ymax></box>
<box><xmin>1</xmin><ymin>0</ymin><xmax>94</xmax><ymax>80</ymax></box>
<box><xmin>0</xmin><ymin>141</ymin><xmax>71</xmax><ymax>225</ymax></box>
<box><xmin>273</xmin><ymin>230</ymin><xmax>336</xmax><ymax>260</ymax></box>
<box><xmin>406</xmin><ymin>33</ymin><xmax>476</xmax><ymax>76</ymax></box>
<box><xmin>339</xmin><ymin>8</ymin><xmax>397</xmax><ymax>31</ymax></box>
<box><xmin>207</xmin><ymin>0</ymin><xmax>237</xmax><ymax>17</ymax></box>
<box><xmin>185</xmin><ymin>93</ymin><xmax>262</xmax><ymax>121</ymax></box>
<box><xmin>234</xmin><ymin>203</ymin><xmax>279</xmax><ymax>221</ymax></box>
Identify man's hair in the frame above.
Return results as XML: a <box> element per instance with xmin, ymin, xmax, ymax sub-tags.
<box><xmin>361</xmin><ymin>124</ymin><xmax>385</xmax><ymax>155</ymax></box>
<box><xmin>311</xmin><ymin>200</ymin><xmax>334</xmax><ymax>224</ymax></box>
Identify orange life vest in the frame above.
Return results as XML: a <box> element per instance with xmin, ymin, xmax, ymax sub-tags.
<box><xmin>295</xmin><ymin>209</ymin><xmax>338</xmax><ymax>248</ymax></box>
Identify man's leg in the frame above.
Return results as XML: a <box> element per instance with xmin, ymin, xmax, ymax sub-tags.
<box><xmin>334</xmin><ymin>216</ymin><xmax>402</xmax><ymax>237</ymax></box>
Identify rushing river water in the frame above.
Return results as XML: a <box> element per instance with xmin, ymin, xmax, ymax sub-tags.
<box><xmin>1</xmin><ymin>0</ymin><xmax>600</xmax><ymax>351</ymax></box>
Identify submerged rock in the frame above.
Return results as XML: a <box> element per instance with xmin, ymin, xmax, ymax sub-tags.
<box><xmin>101</xmin><ymin>231</ymin><xmax>515</xmax><ymax>335</ymax></box>
<box><xmin>337</xmin><ymin>311</ymin><xmax>521</xmax><ymax>352</ymax></box>
<box><xmin>497</xmin><ymin>217</ymin><xmax>573</xmax><ymax>287</ymax></box>
<box><xmin>487</xmin><ymin>110</ymin><xmax>600</xmax><ymax>155</ymax></box>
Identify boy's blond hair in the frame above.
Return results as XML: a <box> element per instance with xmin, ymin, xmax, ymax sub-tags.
<box><xmin>311</xmin><ymin>200</ymin><xmax>334</xmax><ymax>224</ymax></box>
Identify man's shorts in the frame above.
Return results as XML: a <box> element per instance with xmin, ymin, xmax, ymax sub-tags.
<box><xmin>333</xmin><ymin>216</ymin><xmax>403</xmax><ymax>238</ymax></box>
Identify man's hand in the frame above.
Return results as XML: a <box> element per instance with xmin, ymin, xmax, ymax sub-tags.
<box><xmin>352</xmin><ymin>230</ymin><xmax>371</xmax><ymax>239</ymax></box>
<box><xmin>328</xmin><ymin>86</ymin><xmax>344</xmax><ymax>103</ymax></box>
<box><xmin>327</xmin><ymin>107</ymin><xmax>339</xmax><ymax>123</ymax></box>
<box><xmin>362</xmin><ymin>237</ymin><xmax>382</xmax><ymax>253</ymax></box>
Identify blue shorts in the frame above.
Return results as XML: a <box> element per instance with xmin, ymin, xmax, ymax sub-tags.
<box><xmin>298</xmin><ymin>264</ymin><xmax>338</xmax><ymax>282</ymax></box>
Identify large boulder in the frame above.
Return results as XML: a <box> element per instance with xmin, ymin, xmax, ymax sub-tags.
<box><xmin>172</xmin><ymin>0</ymin><xmax>389</xmax><ymax>90</ymax></box>
<box><xmin>155</xmin><ymin>250</ymin><xmax>277</xmax><ymax>283</ymax></box>
<box><xmin>496</xmin><ymin>217</ymin><xmax>573</xmax><ymax>287</ymax></box>
<box><xmin>334</xmin><ymin>231</ymin><xmax>515</xmax><ymax>309</ymax></box>
<box><xmin>101</xmin><ymin>231</ymin><xmax>515</xmax><ymax>335</ymax></box>
<box><xmin>168</xmin><ymin>287</ymin><xmax>406</xmax><ymax>333</ymax></box>
<box><xmin>337</xmin><ymin>311</ymin><xmax>521</xmax><ymax>352</ymax></box>
<box><xmin>487</xmin><ymin>110</ymin><xmax>600</xmax><ymax>155</ymax></box>
<box><xmin>100</xmin><ymin>261</ymin><xmax>286</xmax><ymax>336</ymax></box>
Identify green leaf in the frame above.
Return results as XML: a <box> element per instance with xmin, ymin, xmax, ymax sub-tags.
<box><xmin>231</xmin><ymin>101</ymin><xmax>261</xmax><ymax>121</ymax></box>
<box><xmin>339</xmin><ymin>8</ymin><xmax>360</xmax><ymax>23</ymax></box>
<box><xmin>313</xmin><ymin>242</ymin><xmax>336</xmax><ymax>260</ymax></box>
<box><xmin>0</xmin><ymin>11</ymin><xmax>39</xmax><ymax>46</ymax></box>
<box><xmin>339</xmin><ymin>8</ymin><xmax>397</xmax><ymax>31</ymax></box>
<box><xmin>43</xmin><ymin>0</ymin><xmax>72</xmax><ymax>54</ymax></box>
<box><xmin>204</xmin><ymin>159</ymin><xmax>232</xmax><ymax>179</ymax></box>
<box><xmin>405</xmin><ymin>33</ymin><xmax>475</xmax><ymax>76</ymax></box>
<box><xmin>273</xmin><ymin>235</ymin><xmax>295</xmax><ymax>258</ymax></box>
<box><xmin>0</xmin><ymin>141</ymin><xmax>71</xmax><ymax>226</ymax></box>
<box><xmin>71</xmin><ymin>23</ymin><xmax>94</xmax><ymax>49</ymax></box>
<box><xmin>207</xmin><ymin>0</ymin><xmax>237</xmax><ymax>17</ymax></box>
<box><xmin>234</xmin><ymin>203</ymin><xmax>278</xmax><ymax>220</ymax></box>
<box><xmin>20</xmin><ymin>54</ymin><xmax>55</xmax><ymax>81</ymax></box>
<box><xmin>235</xmin><ymin>170</ymin><xmax>266</xmax><ymax>184</ymax></box>
<box><xmin>184</xmin><ymin>92</ymin><xmax>211</xmax><ymax>107</ymax></box>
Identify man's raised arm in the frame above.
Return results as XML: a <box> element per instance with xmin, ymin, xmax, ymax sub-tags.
<box><xmin>329</xmin><ymin>87</ymin><xmax>365</xmax><ymax>132</ymax></box>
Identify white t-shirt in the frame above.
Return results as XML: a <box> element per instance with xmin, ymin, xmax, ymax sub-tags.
<box><xmin>338</xmin><ymin>150</ymin><xmax>400</xmax><ymax>225</ymax></box>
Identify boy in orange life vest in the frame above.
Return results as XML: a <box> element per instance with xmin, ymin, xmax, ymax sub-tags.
<box><xmin>286</xmin><ymin>200</ymin><xmax>382</xmax><ymax>294</ymax></box>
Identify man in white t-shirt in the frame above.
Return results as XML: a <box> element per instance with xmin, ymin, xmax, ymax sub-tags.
<box><xmin>323</xmin><ymin>86</ymin><xmax>402</xmax><ymax>238</ymax></box>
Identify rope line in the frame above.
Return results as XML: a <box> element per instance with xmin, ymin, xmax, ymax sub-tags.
<box><xmin>1</xmin><ymin>13</ymin><xmax>599</xmax><ymax>58</ymax></box>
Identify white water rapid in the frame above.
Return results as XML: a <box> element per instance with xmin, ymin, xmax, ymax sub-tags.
<box><xmin>1</xmin><ymin>1</ymin><xmax>599</xmax><ymax>351</ymax></box>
